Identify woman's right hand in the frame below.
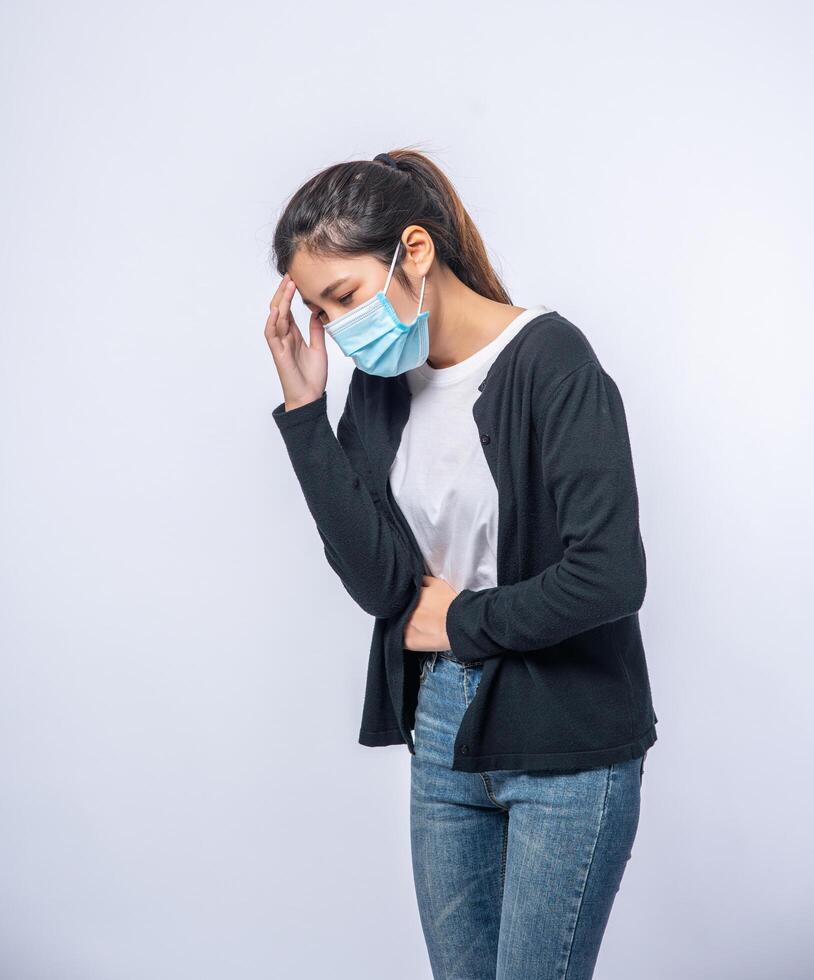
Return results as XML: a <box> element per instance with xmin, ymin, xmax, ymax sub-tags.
<box><xmin>264</xmin><ymin>272</ymin><xmax>328</xmax><ymax>411</ymax></box>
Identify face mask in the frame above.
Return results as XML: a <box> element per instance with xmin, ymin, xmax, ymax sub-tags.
<box><xmin>324</xmin><ymin>241</ymin><xmax>429</xmax><ymax>377</ymax></box>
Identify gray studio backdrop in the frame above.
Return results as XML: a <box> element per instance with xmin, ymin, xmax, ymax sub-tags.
<box><xmin>1</xmin><ymin>1</ymin><xmax>812</xmax><ymax>978</ymax></box>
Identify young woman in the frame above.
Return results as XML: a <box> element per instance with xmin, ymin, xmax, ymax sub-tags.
<box><xmin>265</xmin><ymin>148</ymin><xmax>658</xmax><ymax>980</ymax></box>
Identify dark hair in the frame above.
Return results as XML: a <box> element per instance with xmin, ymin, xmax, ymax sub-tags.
<box><xmin>270</xmin><ymin>146</ymin><xmax>512</xmax><ymax>305</ymax></box>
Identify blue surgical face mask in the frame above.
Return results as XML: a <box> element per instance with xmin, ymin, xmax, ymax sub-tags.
<box><xmin>324</xmin><ymin>241</ymin><xmax>429</xmax><ymax>377</ymax></box>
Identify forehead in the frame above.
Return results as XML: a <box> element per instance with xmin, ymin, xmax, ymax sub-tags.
<box><xmin>288</xmin><ymin>249</ymin><xmax>381</xmax><ymax>306</ymax></box>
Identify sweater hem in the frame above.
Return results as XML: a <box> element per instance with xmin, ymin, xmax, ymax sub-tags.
<box><xmin>450</xmin><ymin>723</ymin><xmax>658</xmax><ymax>773</ymax></box>
<box><xmin>358</xmin><ymin>727</ymin><xmax>406</xmax><ymax>748</ymax></box>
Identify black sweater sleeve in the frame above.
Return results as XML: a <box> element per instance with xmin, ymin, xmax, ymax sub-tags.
<box><xmin>444</xmin><ymin>360</ymin><xmax>647</xmax><ymax>661</ymax></box>
<box><xmin>272</xmin><ymin>389</ymin><xmax>417</xmax><ymax>619</ymax></box>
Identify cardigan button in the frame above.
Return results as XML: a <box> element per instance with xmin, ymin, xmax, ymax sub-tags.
<box><xmin>459</xmin><ymin>744</ymin><xmax>469</xmax><ymax>754</ymax></box>
<box><xmin>480</xmin><ymin>433</ymin><xmax>490</xmax><ymax>445</ymax></box>
<box><xmin>352</xmin><ymin>476</ymin><xmax>360</xmax><ymax>488</ymax></box>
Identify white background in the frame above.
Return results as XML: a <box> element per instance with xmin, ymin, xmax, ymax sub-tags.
<box><xmin>1</xmin><ymin>1</ymin><xmax>812</xmax><ymax>977</ymax></box>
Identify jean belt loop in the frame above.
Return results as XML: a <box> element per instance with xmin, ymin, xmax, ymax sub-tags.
<box><xmin>429</xmin><ymin>651</ymin><xmax>439</xmax><ymax>672</ymax></box>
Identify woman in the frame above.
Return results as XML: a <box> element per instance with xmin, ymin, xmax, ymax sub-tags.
<box><xmin>265</xmin><ymin>148</ymin><xmax>658</xmax><ymax>980</ymax></box>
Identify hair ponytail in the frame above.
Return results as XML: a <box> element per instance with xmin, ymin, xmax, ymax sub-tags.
<box><xmin>272</xmin><ymin>146</ymin><xmax>512</xmax><ymax>305</ymax></box>
<box><xmin>384</xmin><ymin>149</ymin><xmax>511</xmax><ymax>304</ymax></box>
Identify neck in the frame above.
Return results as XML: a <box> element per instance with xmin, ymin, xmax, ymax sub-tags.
<box><xmin>425</xmin><ymin>266</ymin><xmax>525</xmax><ymax>370</ymax></box>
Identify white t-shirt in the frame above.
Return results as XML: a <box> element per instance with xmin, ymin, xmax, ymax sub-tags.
<box><xmin>389</xmin><ymin>305</ymin><xmax>551</xmax><ymax>609</ymax></box>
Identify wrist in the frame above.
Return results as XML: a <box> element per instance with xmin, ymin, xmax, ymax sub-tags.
<box><xmin>285</xmin><ymin>392</ymin><xmax>323</xmax><ymax>412</ymax></box>
<box><xmin>272</xmin><ymin>390</ymin><xmax>328</xmax><ymax>432</ymax></box>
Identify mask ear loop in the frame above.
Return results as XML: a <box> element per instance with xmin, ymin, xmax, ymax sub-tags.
<box><xmin>383</xmin><ymin>240</ymin><xmax>426</xmax><ymax>317</ymax></box>
<box><xmin>382</xmin><ymin>242</ymin><xmax>401</xmax><ymax>295</ymax></box>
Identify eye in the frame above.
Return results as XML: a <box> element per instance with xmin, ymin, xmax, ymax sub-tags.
<box><xmin>315</xmin><ymin>291</ymin><xmax>356</xmax><ymax>323</ymax></box>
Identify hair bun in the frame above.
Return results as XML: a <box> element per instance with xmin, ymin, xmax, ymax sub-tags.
<box><xmin>373</xmin><ymin>152</ymin><xmax>400</xmax><ymax>170</ymax></box>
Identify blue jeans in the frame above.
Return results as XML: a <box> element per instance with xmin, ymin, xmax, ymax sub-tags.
<box><xmin>411</xmin><ymin>650</ymin><xmax>646</xmax><ymax>980</ymax></box>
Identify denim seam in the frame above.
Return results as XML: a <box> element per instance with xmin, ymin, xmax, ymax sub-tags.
<box><xmin>560</xmin><ymin>762</ymin><xmax>614</xmax><ymax>978</ymax></box>
<box><xmin>500</xmin><ymin>811</ymin><xmax>509</xmax><ymax>894</ymax></box>
<box><xmin>478</xmin><ymin>772</ymin><xmax>509</xmax><ymax>812</ymax></box>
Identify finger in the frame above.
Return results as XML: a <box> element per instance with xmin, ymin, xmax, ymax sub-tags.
<box><xmin>264</xmin><ymin>306</ymin><xmax>287</xmax><ymax>357</ymax></box>
<box><xmin>264</xmin><ymin>301</ymin><xmax>301</xmax><ymax>360</ymax></box>
<box><xmin>268</xmin><ymin>275</ymin><xmax>296</xmax><ymax>335</ymax></box>
<box><xmin>307</xmin><ymin>308</ymin><xmax>327</xmax><ymax>355</ymax></box>
<box><xmin>276</xmin><ymin>276</ymin><xmax>299</xmax><ymax>339</ymax></box>
<box><xmin>266</xmin><ymin>290</ymin><xmax>302</xmax><ymax>366</ymax></box>
<box><xmin>269</xmin><ymin>273</ymin><xmax>290</xmax><ymax>311</ymax></box>
<box><xmin>267</xmin><ymin>275</ymin><xmax>296</xmax><ymax>342</ymax></box>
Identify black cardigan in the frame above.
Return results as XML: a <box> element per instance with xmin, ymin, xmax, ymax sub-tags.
<box><xmin>272</xmin><ymin>310</ymin><xmax>658</xmax><ymax>772</ymax></box>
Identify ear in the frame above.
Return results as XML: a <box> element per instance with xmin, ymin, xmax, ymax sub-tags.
<box><xmin>401</xmin><ymin>225</ymin><xmax>435</xmax><ymax>279</ymax></box>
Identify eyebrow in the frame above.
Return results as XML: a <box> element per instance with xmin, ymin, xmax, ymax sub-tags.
<box><xmin>299</xmin><ymin>276</ymin><xmax>351</xmax><ymax>309</ymax></box>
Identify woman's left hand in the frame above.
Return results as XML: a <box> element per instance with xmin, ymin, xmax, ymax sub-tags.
<box><xmin>403</xmin><ymin>575</ymin><xmax>458</xmax><ymax>652</ymax></box>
